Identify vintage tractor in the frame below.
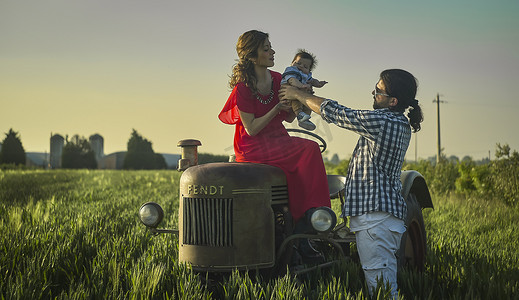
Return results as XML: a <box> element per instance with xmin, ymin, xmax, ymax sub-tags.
<box><xmin>138</xmin><ymin>130</ymin><xmax>433</xmax><ymax>277</ymax></box>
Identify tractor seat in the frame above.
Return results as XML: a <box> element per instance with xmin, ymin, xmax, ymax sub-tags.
<box><xmin>327</xmin><ymin>175</ymin><xmax>346</xmax><ymax>199</ymax></box>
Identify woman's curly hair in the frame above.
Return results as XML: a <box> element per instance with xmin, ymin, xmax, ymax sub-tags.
<box><xmin>228</xmin><ymin>30</ymin><xmax>269</xmax><ymax>94</ymax></box>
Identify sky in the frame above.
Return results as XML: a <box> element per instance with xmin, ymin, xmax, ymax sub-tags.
<box><xmin>1</xmin><ymin>0</ymin><xmax>518</xmax><ymax>161</ymax></box>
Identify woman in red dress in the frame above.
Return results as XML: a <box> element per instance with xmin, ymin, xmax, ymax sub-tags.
<box><xmin>218</xmin><ymin>30</ymin><xmax>330</xmax><ymax>223</ymax></box>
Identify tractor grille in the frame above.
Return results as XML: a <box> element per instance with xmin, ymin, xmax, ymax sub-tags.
<box><xmin>182</xmin><ymin>185</ymin><xmax>287</xmax><ymax>247</ymax></box>
<box><xmin>183</xmin><ymin>197</ymin><xmax>233</xmax><ymax>247</ymax></box>
<box><xmin>271</xmin><ymin>185</ymin><xmax>289</xmax><ymax>204</ymax></box>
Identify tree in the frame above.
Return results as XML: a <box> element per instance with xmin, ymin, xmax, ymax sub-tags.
<box><xmin>123</xmin><ymin>129</ymin><xmax>166</xmax><ymax>170</ymax></box>
<box><xmin>61</xmin><ymin>135</ymin><xmax>97</xmax><ymax>169</ymax></box>
<box><xmin>491</xmin><ymin>143</ymin><xmax>519</xmax><ymax>205</ymax></box>
<box><xmin>0</xmin><ymin>129</ymin><xmax>26</xmax><ymax>165</ymax></box>
<box><xmin>330</xmin><ymin>153</ymin><xmax>340</xmax><ymax>165</ymax></box>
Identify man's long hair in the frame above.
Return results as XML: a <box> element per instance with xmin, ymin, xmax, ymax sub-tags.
<box><xmin>380</xmin><ymin>69</ymin><xmax>424</xmax><ymax>132</ymax></box>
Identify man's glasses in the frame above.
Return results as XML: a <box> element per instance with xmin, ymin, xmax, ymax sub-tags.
<box><xmin>374</xmin><ymin>85</ymin><xmax>390</xmax><ymax>97</ymax></box>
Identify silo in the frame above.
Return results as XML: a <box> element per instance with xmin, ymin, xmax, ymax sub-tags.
<box><xmin>89</xmin><ymin>134</ymin><xmax>104</xmax><ymax>168</ymax></box>
<box><xmin>50</xmin><ymin>134</ymin><xmax>64</xmax><ymax>169</ymax></box>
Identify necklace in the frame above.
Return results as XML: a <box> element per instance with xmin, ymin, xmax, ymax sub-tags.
<box><xmin>256</xmin><ymin>89</ymin><xmax>274</xmax><ymax>104</ymax></box>
<box><xmin>255</xmin><ymin>79</ymin><xmax>274</xmax><ymax>104</ymax></box>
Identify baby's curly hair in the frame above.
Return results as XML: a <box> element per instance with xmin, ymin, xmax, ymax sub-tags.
<box><xmin>292</xmin><ymin>49</ymin><xmax>318</xmax><ymax>71</ymax></box>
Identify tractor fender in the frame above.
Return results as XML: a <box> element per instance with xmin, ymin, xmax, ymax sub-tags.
<box><xmin>400</xmin><ymin>170</ymin><xmax>434</xmax><ymax>209</ymax></box>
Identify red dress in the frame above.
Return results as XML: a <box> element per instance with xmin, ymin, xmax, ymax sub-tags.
<box><xmin>218</xmin><ymin>71</ymin><xmax>330</xmax><ymax>221</ymax></box>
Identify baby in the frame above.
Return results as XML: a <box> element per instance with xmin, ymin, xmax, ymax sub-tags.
<box><xmin>281</xmin><ymin>49</ymin><xmax>328</xmax><ymax>130</ymax></box>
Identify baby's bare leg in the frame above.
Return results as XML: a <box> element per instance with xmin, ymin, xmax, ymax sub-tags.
<box><xmin>292</xmin><ymin>100</ymin><xmax>303</xmax><ymax>115</ymax></box>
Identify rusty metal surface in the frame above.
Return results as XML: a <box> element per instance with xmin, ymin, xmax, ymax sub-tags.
<box><xmin>178</xmin><ymin>162</ymin><xmax>287</xmax><ymax>270</ymax></box>
<box><xmin>177</xmin><ymin>139</ymin><xmax>202</xmax><ymax>171</ymax></box>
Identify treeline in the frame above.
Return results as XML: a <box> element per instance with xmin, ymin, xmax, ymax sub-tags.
<box><xmin>198</xmin><ymin>153</ymin><xmax>229</xmax><ymax>164</ymax></box>
<box><xmin>404</xmin><ymin>143</ymin><xmax>518</xmax><ymax>206</ymax></box>
<box><xmin>0</xmin><ymin>128</ymin><xmax>166</xmax><ymax>170</ymax></box>
<box><xmin>328</xmin><ymin>143</ymin><xmax>518</xmax><ymax>207</ymax></box>
<box><xmin>1</xmin><ymin>128</ymin><xmax>230</xmax><ymax>170</ymax></box>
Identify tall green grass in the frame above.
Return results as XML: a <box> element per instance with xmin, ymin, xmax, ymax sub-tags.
<box><xmin>1</xmin><ymin>170</ymin><xmax>518</xmax><ymax>299</ymax></box>
<box><xmin>413</xmin><ymin>193</ymin><xmax>519</xmax><ymax>299</ymax></box>
<box><xmin>0</xmin><ymin>170</ymin><xmax>201</xmax><ymax>299</ymax></box>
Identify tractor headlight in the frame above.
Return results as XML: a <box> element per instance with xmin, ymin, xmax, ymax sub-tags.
<box><xmin>308</xmin><ymin>207</ymin><xmax>337</xmax><ymax>233</ymax></box>
<box><xmin>139</xmin><ymin>202</ymin><xmax>164</xmax><ymax>228</ymax></box>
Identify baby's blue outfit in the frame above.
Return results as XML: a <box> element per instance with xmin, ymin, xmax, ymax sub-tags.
<box><xmin>281</xmin><ymin>66</ymin><xmax>313</xmax><ymax>85</ymax></box>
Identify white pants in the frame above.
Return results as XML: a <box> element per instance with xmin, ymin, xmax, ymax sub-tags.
<box><xmin>355</xmin><ymin>217</ymin><xmax>404</xmax><ymax>298</ymax></box>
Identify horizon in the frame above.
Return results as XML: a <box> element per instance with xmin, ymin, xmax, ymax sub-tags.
<box><xmin>2</xmin><ymin>129</ymin><xmax>500</xmax><ymax>163</ymax></box>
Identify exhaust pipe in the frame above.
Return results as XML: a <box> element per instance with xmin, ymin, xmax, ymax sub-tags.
<box><xmin>177</xmin><ymin>139</ymin><xmax>201</xmax><ymax>171</ymax></box>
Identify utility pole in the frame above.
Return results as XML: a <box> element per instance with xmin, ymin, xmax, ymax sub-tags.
<box><xmin>414</xmin><ymin>133</ymin><xmax>418</xmax><ymax>162</ymax></box>
<box><xmin>433</xmin><ymin>94</ymin><xmax>446</xmax><ymax>164</ymax></box>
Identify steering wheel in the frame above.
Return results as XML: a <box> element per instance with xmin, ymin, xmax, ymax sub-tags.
<box><xmin>286</xmin><ymin>128</ymin><xmax>327</xmax><ymax>153</ymax></box>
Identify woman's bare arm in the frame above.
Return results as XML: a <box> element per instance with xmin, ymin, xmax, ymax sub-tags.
<box><xmin>239</xmin><ymin>100</ymin><xmax>292</xmax><ymax>136</ymax></box>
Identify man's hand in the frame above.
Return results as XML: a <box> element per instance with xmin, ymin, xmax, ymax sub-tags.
<box><xmin>279</xmin><ymin>85</ymin><xmax>302</xmax><ymax>102</ymax></box>
<box><xmin>279</xmin><ymin>85</ymin><xmax>325</xmax><ymax>115</ymax></box>
<box><xmin>276</xmin><ymin>99</ymin><xmax>292</xmax><ymax>112</ymax></box>
<box><xmin>301</xmin><ymin>83</ymin><xmax>313</xmax><ymax>93</ymax></box>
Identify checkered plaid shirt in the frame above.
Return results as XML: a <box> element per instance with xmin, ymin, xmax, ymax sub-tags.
<box><xmin>320</xmin><ymin>99</ymin><xmax>411</xmax><ymax>220</ymax></box>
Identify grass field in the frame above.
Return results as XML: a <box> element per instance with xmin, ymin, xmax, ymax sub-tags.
<box><xmin>1</xmin><ymin>169</ymin><xmax>518</xmax><ymax>299</ymax></box>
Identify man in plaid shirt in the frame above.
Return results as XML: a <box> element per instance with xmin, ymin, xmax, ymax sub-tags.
<box><xmin>280</xmin><ymin>69</ymin><xmax>424</xmax><ymax>298</ymax></box>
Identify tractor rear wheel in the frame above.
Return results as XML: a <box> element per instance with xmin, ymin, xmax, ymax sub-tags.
<box><xmin>398</xmin><ymin>193</ymin><xmax>427</xmax><ymax>271</ymax></box>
